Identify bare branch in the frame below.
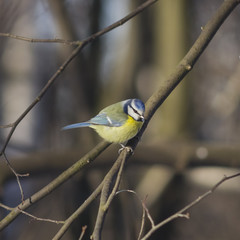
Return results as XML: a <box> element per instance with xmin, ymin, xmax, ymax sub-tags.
<box><xmin>0</xmin><ymin>32</ymin><xmax>81</xmax><ymax>45</ymax></box>
<box><xmin>0</xmin><ymin>141</ymin><xmax>110</xmax><ymax>231</ymax></box>
<box><xmin>0</xmin><ymin>123</ymin><xmax>14</xmax><ymax>128</ymax></box>
<box><xmin>1</xmin><ymin>142</ymin><xmax>240</xmax><ymax>185</ymax></box>
<box><xmin>0</xmin><ymin>0</ymin><xmax>239</xmax><ymax>238</ymax></box>
<box><xmin>138</xmin><ymin>199</ymin><xmax>146</xmax><ymax>240</ymax></box>
<box><xmin>91</xmin><ymin>148</ymin><xmax>131</xmax><ymax>240</ymax></box>
<box><xmin>103</xmin><ymin>148</ymin><xmax>127</xmax><ymax>210</ymax></box>
<box><xmin>0</xmin><ymin>0</ymin><xmax>158</xmax><ymax>47</ymax></box>
<box><xmin>2</xmin><ymin>153</ymin><xmax>29</xmax><ymax>202</ymax></box>
<box><xmin>79</xmin><ymin>225</ymin><xmax>87</xmax><ymax>240</ymax></box>
<box><xmin>52</xmin><ymin>180</ymin><xmax>104</xmax><ymax>240</ymax></box>
<box><xmin>114</xmin><ymin>190</ymin><xmax>152</xmax><ymax>240</ymax></box>
<box><xmin>140</xmin><ymin>172</ymin><xmax>240</xmax><ymax>240</ymax></box>
<box><xmin>89</xmin><ymin>1</ymin><xmax>240</xmax><ymax>238</ymax></box>
<box><xmin>0</xmin><ymin>0</ymin><xmax>158</xmax><ymax>232</ymax></box>
<box><xmin>141</xmin><ymin>197</ymin><xmax>155</xmax><ymax>228</ymax></box>
<box><xmin>0</xmin><ymin>0</ymin><xmax>158</xmax><ymax>156</ymax></box>
<box><xmin>129</xmin><ymin>0</ymin><xmax>240</xmax><ymax>149</ymax></box>
<box><xmin>0</xmin><ymin>203</ymin><xmax>64</xmax><ymax>224</ymax></box>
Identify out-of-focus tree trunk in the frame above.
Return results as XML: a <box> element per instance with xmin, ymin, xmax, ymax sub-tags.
<box><xmin>100</xmin><ymin>1</ymin><xmax>140</xmax><ymax>104</ymax></box>
<box><xmin>152</xmin><ymin>0</ymin><xmax>189</xmax><ymax>139</ymax></box>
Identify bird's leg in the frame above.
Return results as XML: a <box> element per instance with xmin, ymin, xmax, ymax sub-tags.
<box><xmin>118</xmin><ymin>144</ymin><xmax>133</xmax><ymax>154</ymax></box>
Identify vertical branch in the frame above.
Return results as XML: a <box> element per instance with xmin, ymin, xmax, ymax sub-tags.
<box><xmin>2</xmin><ymin>153</ymin><xmax>29</xmax><ymax>202</ymax></box>
<box><xmin>92</xmin><ymin>148</ymin><xmax>131</xmax><ymax>240</ymax></box>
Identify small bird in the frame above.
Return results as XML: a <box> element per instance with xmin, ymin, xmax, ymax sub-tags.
<box><xmin>62</xmin><ymin>99</ymin><xmax>145</xmax><ymax>144</ymax></box>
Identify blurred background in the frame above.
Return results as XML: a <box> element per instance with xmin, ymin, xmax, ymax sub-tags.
<box><xmin>0</xmin><ymin>0</ymin><xmax>240</xmax><ymax>239</ymax></box>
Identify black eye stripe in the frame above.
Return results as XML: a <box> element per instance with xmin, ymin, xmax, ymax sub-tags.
<box><xmin>129</xmin><ymin>105</ymin><xmax>140</xmax><ymax>115</ymax></box>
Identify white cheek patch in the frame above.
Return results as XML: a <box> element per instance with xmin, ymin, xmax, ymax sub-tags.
<box><xmin>128</xmin><ymin>105</ymin><xmax>140</xmax><ymax>121</ymax></box>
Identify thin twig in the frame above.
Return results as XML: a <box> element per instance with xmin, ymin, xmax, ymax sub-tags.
<box><xmin>0</xmin><ymin>42</ymin><xmax>83</xmax><ymax>156</ymax></box>
<box><xmin>140</xmin><ymin>172</ymin><xmax>240</xmax><ymax>240</ymax></box>
<box><xmin>0</xmin><ymin>123</ymin><xmax>14</xmax><ymax>128</ymax></box>
<box><xmin>3</xmin><ymin>153</ymin><xmax>29</xmax><ymax>202</ymax></box>
<box><xmin>52</xmin><ymin>180</ymin><xmax>104</xmax><ymax>240</ymax></box>
<box><xmin>0</xmin><ymin>0</ymin><xmax>159</xmax><ymax>232</ymax></box>
<box><xmin>103</xmin><ymin>149</ymin><xmax>127</xmax><ymax>210</ymax></box>
<box><xmin>0</xmin><ymin>33</ymin><xmax>81</xmax><ymax>45</ymax></box>
<box><xmin>53</xmin><ymin>149</ymin><xmax>131</xmax><ymax>240</ymax></box>
<box><xmin>0</xmin><ymin>0</ymin><xmax>158</xmax><ymax>157</ymax></box>
<box><xmin>0</xmin><ymin>0</ymin><xmax>159</xmax><ymax>202</ymax></box>
<box><xmin>0</xmin><ymin>0</ymin><xmax>239</xmax><ymax>238</ymax></box>
<box><xmin>0</xmin><ymin>0</ymin><xmax>158</xmax><ymax>47</ymax></box>
<box><xmin>141</xmin><ymin>197</ymin><xmax>155</xmax><ymax>228</ymax></box>
<box><xmin>79</xmin><ymin>225</ymin><xmax>87</xmax><ymax>240</ymax></box>
<box><xmin>115</xmin><ymin>190</ymin><xmax>147</xmax><ymax>240</ymax></box>
<box><xmin>0</xmin><ymin>203</ymin><xmax>64</xmax><ymax>224</ymax></box>
<box><xmin>138</xmin><ymin>201</ymin><xmax>146</xmax><ymax>240</ymax></box>
<box><xmin>92</xmin><ymin>148</ymin><xmax>132</xmax><ymax>240</ymax></box>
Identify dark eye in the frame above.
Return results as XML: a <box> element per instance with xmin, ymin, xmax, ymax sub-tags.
<box><xmin>130</xmin><ymin>106</ymin><xmax>140</xmax><ymax>115</ymax></box>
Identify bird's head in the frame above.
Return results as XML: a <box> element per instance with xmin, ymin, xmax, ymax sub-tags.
<box><xmin>124</xmin><ymin>99</ymin><xmax>145</xmax><ymax>122</ymax></box>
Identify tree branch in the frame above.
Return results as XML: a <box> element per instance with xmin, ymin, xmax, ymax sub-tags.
<box><xmin>2</xmin><ymin>153</ymin><xmax>29</xmax><ymax>202</ymax></box>
<box><xmin>0</xmin><ymin>141</ymin><xmax>110</xmax><ymax>231</ymax></box>
<box><xmin>0</xmin><ymin>0</ymin><xmax>158</xmax><ymax>47</ymax></box>
<box><xmin>0</xmin><ymin>0</ymin><xmax>158</xmax><ymax>155</ymax></box>
<box><xmin>52</xmin><ymin>180</ymin><xmax>104</xmax><ymax>240</ymax></box>
<box><xmin>132</xmin><ymin>0</ymin><xmax>240</xmax><ymax>147</ymax></box>
<box><xmin>0</xmin><ymin>203</ymin><xmax>64</xmax><ymax>225</ymax></box>
<box><xmin>0</xmin><ymin>33</ymin><xmax>80</xmax><ymax>45</ymax></box>
<box><xmin>90</xmin><ymin>0</ymin><xmax>240</xmax><ymax>238</ymax></box>
<box><xmin>0</xmin><ymin>1</ymin><xmax>159</xmax><ymax>223</ymax></box>
<box><xmin>140</xmin><ymin>172</ymin><xmax>240</xmax><ymax>240</ymax></box>
<box><xmin>1</xmin><ymin>0</ymin><xmax>239</xmax><ymax>238</ymax></box>
<box><xmin>91</xmin><ymin>148</ymin><xmax>130</xmax><ymax>240</ymax></box>
<box><xmin>1</xmin><ymin>142</ymin><xmax>240</xmax><ymax>185</ymax></box>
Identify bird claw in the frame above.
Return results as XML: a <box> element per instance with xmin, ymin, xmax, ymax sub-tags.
<box><xmin>118</xmin><ymin>144</ymin><xmax>134</xmax><ymax>154</ymax></box>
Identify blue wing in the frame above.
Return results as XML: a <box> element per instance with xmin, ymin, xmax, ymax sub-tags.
<box><xmin>62</xmin><ymin>113</ymin><xmax>123</xmax><ymax>130</ymax></box>
<box><xmin>89</xmin><ymin>112</ymin><xmax>125</xmax><ymax>127</ymax></box>
<box><xmin>62</xmin><ymin>122</ymin><xmax>90</xmax><ymax>130</ymax></box>
<box><xmin>62</xmin><ymin>105</ymin><xmax>127</xmax><ymax>130</ymax></box>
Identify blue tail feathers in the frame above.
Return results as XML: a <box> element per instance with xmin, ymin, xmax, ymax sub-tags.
<box><xmin>62</xmin><ymin>122</ymin><xmax>91</xmax><ymax>130</ymax></box>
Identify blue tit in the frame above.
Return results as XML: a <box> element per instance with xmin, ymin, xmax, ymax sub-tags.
<box><xmin>62</xmin><ymin>99</ymin><xmax>145</xmax><ymax>143</ymax></box>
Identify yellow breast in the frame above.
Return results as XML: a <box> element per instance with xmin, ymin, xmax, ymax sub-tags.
<box><xmin>90</xmin><ymin>116</ymin><xmax>143</xmax><ymax>143</ymax></box>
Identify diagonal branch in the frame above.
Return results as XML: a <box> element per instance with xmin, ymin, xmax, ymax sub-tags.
<box><xmin>0</xmin><ymin>0</ymin><xmax>158</xmax><ymax>232</ymax></box>
<box><xmin>91</xmin><ymin>148</ymin><xmax>130</xmax><ymax>240</ymax></box>
<box><xmin>53</xmin><ymin>147</ymin><xmax>130</xmax><ymax>240</ymax></box>
<box><xmin>52</xmin><ymin>180</ymin><xmax>104</xmax><ymax>240</ymax></box>
<box><xmin>131</xmin><ymin>0</ymin><xmax>240</xmax><ymax>148</ymax></box>
<box><xmin>91</xmin><ymin>0</ymin><xmax>240</xmax><ymax>238</ymax></box>
<box><xmin>1</xmin><ymin>0</ymin><xmax>240</xmax><ymax>237</ymax></box>
<box><xmin>0</xmin><ymin>0</ymin><xmax>158</xmax><ymax>155</ymax></box>
<box><xmin>0</xmin><ymin>141</ymin><xmax>110</xmax><ymax>231</ymax></box>
<box><xmin>140</xmin><ymin>172</ymin><xmax>240</xmax><ymax>240</ymax></box>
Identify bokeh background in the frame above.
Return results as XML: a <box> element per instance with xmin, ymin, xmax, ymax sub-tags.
<box><xmin>0</xmin><ymin>0</ymin><xmax>240</xmax><ymax>239</ymax></box>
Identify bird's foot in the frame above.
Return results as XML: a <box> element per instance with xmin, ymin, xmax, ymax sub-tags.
<box><xmin>118</xmin><ymin>144</ymin><xmax>134</xmax><ymax>154</ymax></box>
